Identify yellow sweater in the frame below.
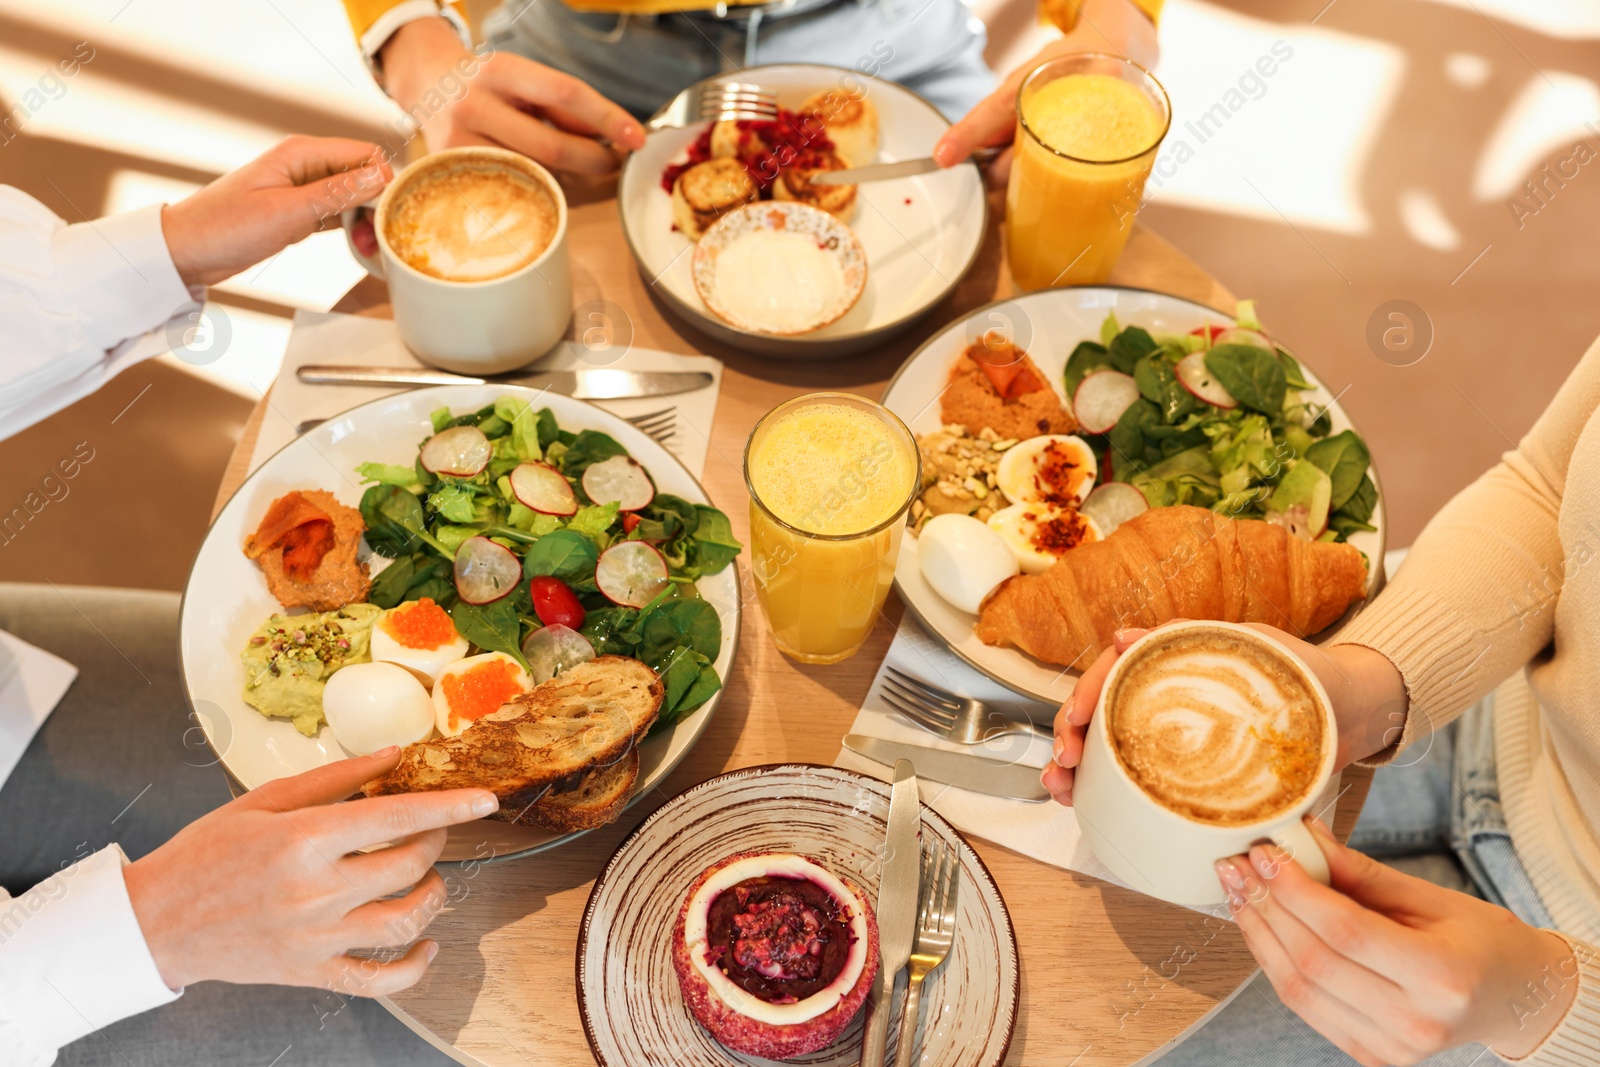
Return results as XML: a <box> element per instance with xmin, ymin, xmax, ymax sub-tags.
<box><xmin>1335</xmin><ymin>334</ymin><xmax>1600</xmax><ymax>1065</ymax></box>
<box><xmin>342</xmin><ymin>0</ymin><xmax>1159</xmax><ymax>40</ymax></box>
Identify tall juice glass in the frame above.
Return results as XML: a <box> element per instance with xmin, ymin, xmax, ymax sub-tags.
<box><xmin>744</xmin><ymin>393</ymin><xmax>921</xmax><ymax>665</ymax></box>
<box><xmin>1005</xmin><ymin>53</ymin><xmax>1171</xmax><ymax>292</ymax></box>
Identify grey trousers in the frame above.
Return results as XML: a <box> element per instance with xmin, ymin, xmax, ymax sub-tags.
<box><xmin>0</xmin><ymin>583</ymin><xmax>456</xmax><ymax>1067</ymax></box>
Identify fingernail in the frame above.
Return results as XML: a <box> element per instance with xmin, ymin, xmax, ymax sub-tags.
<box><xmin>1225</xmin><ymin>888</ymin><xmax>1244</xmax><ymax>911</ymax></box>
<box><xmin>426</xmin><ymin>941</ymin><xmax>439</xmax><ymax>963</ymax></box>
<box><xmin>1215</xmin><ymin>858</ymin><xmax>1246</xmax><ymax>891</ymax></box>
<box><xmin>1052</xmin><ymin>735</ymin><xmax>1067</xmax><ymax>764</ymax></box>
<box><xmin>1307</xmin><ymin>816</ymin><xmax>1335</xmax><ymax>841</ymax></box>
<box><xmin>621</xmin><ymin>122</ymin><xmax>641</xmax><ymax>146</ymax></box>
<box><xmin>373</xmin><ymin>745</ymin><xmax>399</xmax><ymax>758</ymax></box>
<box><xmin>1251</xmin><ymin>844</ymin><xmax>1284</xmax><ymax>878</ymax></box>
<box><xmin>470</xmin><ymin>792</ymin><xmax>499</xmax><ymax>817</ymax></box>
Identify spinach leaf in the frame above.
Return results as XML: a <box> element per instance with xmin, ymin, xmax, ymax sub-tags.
<box><xmin>1338</xmin><ymin>473</ymin><xmax>1378</xmax><ymax>524</ymax></box>
<box><xmin>1204</xmin><ymin>344</ymin><xmax>1286</xmax><ymax>415</ymax></box>
<box><xmin>1305</xmin><ymin>430</ymin><xmax>1371</xmax><ymax>510</ymax></box>
<box><xmin>1064</xmin><ymin>341</ymin><xmax>1113</xmax><ymax>397</ymax></box>
<box><xmin>536</xmin><ymin>407</ymin><xmax>561</xmax><ymax>450</ymax></box>
<box><xmin>360</xmin><ymin>484</ymin><xmax>452</xmax><ymax>559</ymax></box>
<box><xmin>427</xmin><ymin>483</ymin><xmax>479</xmax><ymax>523</ymax></box>
<box><xmin>522</xmin><ymin>528</ymin><xmax>598</xmax><ymax>583</ymax></box>
<box><xmin>652</xmin><ymin>646</ymin><xmax>706</xmax><ymax>721</ymax></box>
<box><xmin>561</xmin><ymin>430</ymin><xmax>628</xmax><ymax>476</ymax></box>
<box><xmin>1109</xmin><ymin>326</ymin><xmax>1157</xmax><ymax>375</ymax></box>
<box><xmin>638</xmin><ymin>599</ymin><xmax>722</xmax><ymax>663</ymax></box>
<box><xmin>368</xmin><ymin>555</ymin><xmax>416</xmax><ymax>609</ymax></box>
<box><xmin>450</xmin><ymin>599</ymin><xmax>529</xmax><ymax>670</ymax></box>
<box><xmin>1134</xmin><ymin>355</ymin><xmax>1196</xmax><ymax>424</ymax></box>
<box><xmin>1277</xmin><ymin>348</ymin><xmax>1313</xmax><ymax>391</ymax></box>
<box><xmin>1107</xmin><ymin>398</ymin><xmax>1160</xmax><ymax>470</ymax></box>
<box><xmin>580</xmin><ymin>606</ymin><xmax>643</xmax><ymax>656</ymax></box>
<box><xmin>691</xmin><ymin>506</ymin><xmax>742</xmax><ymax>575</ymax></box>
<box><xmin>677</xmin><ymin>661</ymin><xmax>722</xmax><ymax>715</ymax></box>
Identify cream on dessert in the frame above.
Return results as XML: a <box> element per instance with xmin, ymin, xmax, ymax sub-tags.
<box><xmin>673</xmin><ymin>851</ymin><xmax>879</xmax><ymax>1060</ymax></box>
<box><xmin>709</xmin><ymin>228</ymin><xmax>847</xmax><ymax>335</ymax></box>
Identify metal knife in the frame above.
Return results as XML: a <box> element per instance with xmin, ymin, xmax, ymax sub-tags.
<box><xmin>296</xmin><ymin>365</ymin><xmax>713</xmax><ymax>401</ymax></box>
<box><xmin>808</xmin><ymin>147</ymin><xmax>999</xmax><ymax>186</ymax></box>
<box><xmin>844</xmin><ymin>735</ymin><xmax>1051</xmax><ymax>802</ymax></box>
<box><xmin>861</xmin><ymin>759</ymin><xmax>921</xmax><ymax>1067</ymax></box>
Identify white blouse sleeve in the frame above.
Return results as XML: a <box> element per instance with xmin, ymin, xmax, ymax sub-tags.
<box><xmin>0</xmin><ymin>186</ymin><xmax>196</xmax><ymax>441</ymax></box>
<box><xmin>0</xmin><ymin>846</ymin><xmax>182</xmax><ymax>1065</ymax></box>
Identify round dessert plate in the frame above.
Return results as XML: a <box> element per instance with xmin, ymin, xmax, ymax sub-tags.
<box><xmin>619</xmin><ymin>63</ymin><xmax>987</xmax><ymax>360</ymax></box>
<box><xmin>880</xmin><ymin>286</ymin><xmax>1387</xmax><ymax>706</ymax></box>
<box><xmin>578</xmin><ymin>764</ymin><xmax>1019</xmax><ymax>1067</ymax></box>
<box><xmin>692</xmin><ymin>202</ymin><xmax>867</xmax><ymax>335</ymax></box>
<box><xmin>178</xmin><ymin>385</ymin><xmax>740</xmax><ymax>863</ymax></box>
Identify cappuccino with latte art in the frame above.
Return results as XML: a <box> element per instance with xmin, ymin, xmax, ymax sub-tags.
<box><xmin>1106</xmin><ymin>627</ymin><xmax>1326</xmax><ymax>826</ymax></box>
<box><xmin>384</xmin><ymin>159</ymin><xmax>559</xmax><ymax>283</ymax></box>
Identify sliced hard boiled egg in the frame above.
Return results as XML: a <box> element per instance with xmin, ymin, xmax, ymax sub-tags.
<box><xmin>322</xmin><ymin>661</ymin><xmax>435</xmax><ymax>755</ymax></box>
<box><xmin>371</xmin><ymin>597</ymin><xmax>470</xmax><ymax>686</ymax></box>
<box><xmin>917</xmin><ymin>514</ymin><xmax>1020</xmax><ymax>614</ymax></box>
<box><xmin>432</xmin><ymin>652</ymin><xmax>532</xmax><ymax>737</ymax></box>
<box><xmin>996</xmin><ymin>435</ymin><xmax>1098</xmax><ymax>508</ymax></box>
<box><xmin>987</xmin><ymin>502</ymin><xmax>1104</xmax><ymax>575</ymax></box>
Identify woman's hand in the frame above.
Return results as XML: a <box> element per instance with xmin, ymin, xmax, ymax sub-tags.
<box><xmin>1220</xmin><ymin>821</ymin><xmax>1577</xmax><ymax>1063</ymax></box>
<box><xmin>1040</xmin><ymin>622</ymin><xmax>1410</xmax><ymax>804</ymax></box>
<box><xmin>123</xmin><ymin>748</ymin><xmax>498</xmax><ymax>995</ymax></box>
<box><xmin>161</xmin><ymin>135</ymin><xmax>393</xmax><ymax>286</ymax></box>
<box><xmin>379</xmin><ymin>17</ymin><xmax>644</xmax><ymax>174</ymax></box>
<box><xmin>933</xmin><ymin>0</ymin><xmax>1161</xmax><ymax>175</ymax></box>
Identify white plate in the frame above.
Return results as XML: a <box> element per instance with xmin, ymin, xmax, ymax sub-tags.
<box><xmin>881</xmin><ymin>286</ymin><xmax>1387</xmax><ymax>706</ymax></box>
<box><xmin>577</xmin><ymin>764</ymin><xmax>1019</xmax><ymax>1067</ymax></box>
<box><xmin>179</xmin><ymin>385</ymin><xmax>740</xmax><ymax>862</ymax></box>
<box><xmin>619</xmin><ymin>63</ymin><xmax>987</xmax><ymax>359</ymax></box>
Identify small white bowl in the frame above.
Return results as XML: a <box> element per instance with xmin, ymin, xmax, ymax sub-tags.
<box><xmin>691</xmin><ymin>202</ymin><xmax>867</xmax><ymax>336</ymax></box>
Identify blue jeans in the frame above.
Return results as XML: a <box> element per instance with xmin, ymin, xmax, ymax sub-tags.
<box><xmin>1154</xmin><ymin>693</ymin><xmax>1556</xmax><ymax>1067</ymax></box>
<box><xmin>483</xmin><ymin>0</ymin><xmax>998</xmax><ymax>122</ymax></box>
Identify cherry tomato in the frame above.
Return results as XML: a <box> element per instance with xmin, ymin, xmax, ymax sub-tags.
<box><xmin>529</xmin><ymin>576</ymin><xmax>585</xmax><ymax>630</ymax></box>
<box><xmin>1190</xmin><ymin>324</ymin><xmax>1226</xmax><ymax>343</ymax></box>
<box><xmin>622</xmin><ymin>512</ymin><xmax>643</xmax><ymax>534</ymax></box>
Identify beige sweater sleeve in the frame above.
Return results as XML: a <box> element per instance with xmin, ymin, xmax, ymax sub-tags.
<box><xmin>1331</xmin><ymin>335</ymin><xmax>1600</xmax><ymax>764</ymax></box>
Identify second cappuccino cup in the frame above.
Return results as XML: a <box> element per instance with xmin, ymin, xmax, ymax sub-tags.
<box><xmin>1073</xmin><ymin>620</ymin><xmax>1337</xmax><ymax>906</ymax></box>
<box><xmin>343</xmin><ymin>146</ymin><xmax>572</xmax><ymax>375</ymax></box>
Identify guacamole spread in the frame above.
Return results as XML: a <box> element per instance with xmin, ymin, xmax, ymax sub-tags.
<box><xmin>241</xmin><ymin>603</ymin><xmax>380</xmax><ymax>736</ymax></box>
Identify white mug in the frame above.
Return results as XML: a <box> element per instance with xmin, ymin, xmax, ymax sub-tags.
<box><xmin>342</xmin><ymin>146</ymin><xmax>572</xmax><ymax>375</ymax></box>
<box><xmin>1073</xmin><ymin>620</ymin><xmax>1335</xmax><ymax>906</ymax></box>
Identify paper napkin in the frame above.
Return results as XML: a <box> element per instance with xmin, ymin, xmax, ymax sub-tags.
<box><xmin>0</xmin><ymin>630</ymin><xmax>78</xmax><ymax>791</ymax></box>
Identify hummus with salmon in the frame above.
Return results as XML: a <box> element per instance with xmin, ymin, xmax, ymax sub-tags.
<box><xmin>244</xmin><ymin>489</ymin><xmax>370</xmax><ymax>611</ymax></box>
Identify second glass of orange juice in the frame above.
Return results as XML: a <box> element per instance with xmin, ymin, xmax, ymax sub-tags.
<box><xmin>1006</xmin><ymin>53</ymin><xmax>1171</xmax><ymax>292</ymax></box>
<box><xmin>744</xmin><ymin>393</ymin><xmax>920</xmax><ymax>665</ymax></box>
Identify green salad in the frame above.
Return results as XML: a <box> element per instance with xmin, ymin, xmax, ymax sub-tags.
<box><xmin>1066</xmin><ymin>301</ymin><xmax>1377</xmax><ymax>543</ymax></box>
<box><xmin>356</xmin><ymin>396</ymin><xmax>742</xmax><ymax>728</ymax></box>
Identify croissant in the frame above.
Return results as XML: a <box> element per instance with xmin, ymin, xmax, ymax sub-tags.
<box><xmin>974</xmin><ymin>505</ymin><xmax>1368</xmax><ymax>671</ymax></box>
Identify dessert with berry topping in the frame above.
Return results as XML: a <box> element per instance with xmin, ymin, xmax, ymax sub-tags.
<box><xmin>672</xmin><ymin>851</ymin><xmax>879</xmax><ymax>1060</ymax></box>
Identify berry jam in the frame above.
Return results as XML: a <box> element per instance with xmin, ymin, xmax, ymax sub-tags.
<box><xmin>704</xmin><ymin>875</ymin><xmax>855</xmax><ymax>1004</ymax></box>
<box><xmin>660</xmin><ymin>108</ymin><xmax>837</xmax><ymax>194</ymax></box>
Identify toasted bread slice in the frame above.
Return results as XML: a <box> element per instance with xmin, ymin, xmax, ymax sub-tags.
<box><xmin>361</xmin><ymin>656</ymin><xmax>662</xmax><ymax>802</ymax></box>
<box><xmin>671</xmin><ymin>158</ymin><xmax>758</xmax><ymax>240</ymax></box>
<box><xmin>492</xmin><ymin>748</ymin><xmax>639</xmax><ymax>831</ymax></box>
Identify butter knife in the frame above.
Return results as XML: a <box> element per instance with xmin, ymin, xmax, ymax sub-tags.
<box><xmin>862</xmin><ymin>759</ymin><xmax>921</xmax><ymax>1067</ymax></box>
<box><xmin>808</xmin><ymin>147</ymin><xmax>999</xmax><ymax>186</ymax></box>
<box><xmin>296</xmin><ymin>365</ymin><xmax>712</xmax><ymax>401</ymax></box>
<box><xmin>844</xmin><ymin>735</ymin><xmax>1051</xmax><ymax>802</ymax></box>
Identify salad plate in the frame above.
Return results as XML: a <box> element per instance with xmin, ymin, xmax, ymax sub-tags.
<box><xmin>618</xmin><ymin>63</ymin><xmax>987</xmax><ymax>360</ymax></box>
<box><xmin>881</xmin><ymin>286</ymin><xmax>1386</xmax><ymax>706</ymax></box>
<box><xmin>178</xmin><ymin>385</ymin><xmax>740</xmax><ymax>862</ymax></box>
<box><xmin>577</xmin><ymin>764</ymin><xmax>1018</xmax><ymax>1067</ymax></box>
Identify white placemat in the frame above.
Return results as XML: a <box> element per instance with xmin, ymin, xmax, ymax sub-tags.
<box><xmin>247</xmin><ymin>312</ymin><xmax>723</xmax><ymax>480</ymax></box>
<box><xmin>0</xmin><ymin>630</ymin><xmax>78</xmax><ymax>791</ymax></box>
<box><xmin>835</xmin><ymin>613</ymin><xmax>1352</xmax><ymax>919</ymax></box>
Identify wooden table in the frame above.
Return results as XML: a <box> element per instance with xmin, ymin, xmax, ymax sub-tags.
<box><xmin>215</xmin><ymin>182</ymin><xmax>1370</xmax><ymax>1067</ymax></box>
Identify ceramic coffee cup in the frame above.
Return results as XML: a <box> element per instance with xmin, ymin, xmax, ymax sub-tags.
<box><xmin>1073</xmin><ymin>620</ymin><xmax>1336</xmax><ymax>906</ymax></box>
<box><xmin>342</xmin><ymin>146</ymin><xmax>572</xmax><ymax>374</ymax></box>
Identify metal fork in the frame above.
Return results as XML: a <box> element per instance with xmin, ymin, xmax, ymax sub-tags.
<box><xmin>880</xmin><ymin>667</ymin><xmax>1052</xmax><ymax>745</ymax></box>
<box><xmin>645</xmin><ymin>81</ymin><xmax>778</xmax><ymax>133</ymax></box>
<box><xmin>891</xmin><ymin>838</ymin><xmax>960</xmax><ymax>1067</ymax></box>
<box><xmin>296</xmin><ymin>407</ymin><xmax>677</xmax><ymax>446</ymax></box>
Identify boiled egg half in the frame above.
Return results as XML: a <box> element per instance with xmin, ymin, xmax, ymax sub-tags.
<box><xmin>322</xmin><ymin>661</ymin><xmax>435</xmax><ymax>755</ymax></box>
<box><xmin>988</xmin><ymin>502</ymin><xmax>1104</xmax><ymax>574</ymax></box>
<box><xmin>433</xmin><ymin>652</ymin><xmax>532</xmax><ymax>737</ymax></box>
<box><xmin>917</xmin><ymin>514</ymin><xmax>1020</xmax><ymax>614</ymax></box>
<box><xmin>996</xmin><ymin>435</ymin><xmax>1097</xmax><ymax>508</ymax></box>
<box><xmin>370</xmin><ymin>597</ymin><xmax>470</xmax><ymax>686</ymax></box>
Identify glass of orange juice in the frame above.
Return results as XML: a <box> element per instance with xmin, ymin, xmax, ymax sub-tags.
<box><xmin>1006</xmin><ymin>53</ymin><xmax>1171</xmax><ymax>292</ymax></box>
<box><xmin>744</xmin><ymin>393</ymin><xmax>921</xmax><ymax>665</ymax></box>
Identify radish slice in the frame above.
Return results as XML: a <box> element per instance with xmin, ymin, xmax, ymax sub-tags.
<box><xmin>1176</xmin><ymin>353</ymin><xmax>1238</xmax><ymax>409</ymax></box>
<box><xmin>595</xmin><ymin>541</ymin><xmax>669</xmax><ymax>608</ymax></box>
<box><xmin>1213</xmin><ymin>327</ymin><xmax>1273</xmax><ymax>350</ymax></box>
<box><xmin>510</xmin><ymin>462</ymin><xmax>578</xmax><ymax>516</ymax></box>
<box><xmin>420</xmin><ymin>425</ymin><xmax>491</xmax><ymax>477</ymax></box>
<box><xmin>581</xmin><ymin>455</ymin><xmax>654</xmax><ymax>511</ymax></box>
<box><xmin>520</xmin><ymin>623</ymin><xmax>596</xmax><ymax>685</ymax></box>
<box><xmin>453</xmin><ymin>536</ymin><xmax>523</xmax><ymax>605</ymax></box>
<box><xmin>1081</xmin><ymin>482</ymin><xmax>1149</xmax><ymax>536</ymax></box>
<box><xmin>1073</xmin><ymin>370</ymin><xmax>1141</xmax><ymax>434</ymax></box>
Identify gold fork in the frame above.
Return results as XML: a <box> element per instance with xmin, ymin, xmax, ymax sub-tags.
<box><xmin>891</xmin><ymin>838</ymin><xmax>961</xmax><ymax>1067</ymax></box>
